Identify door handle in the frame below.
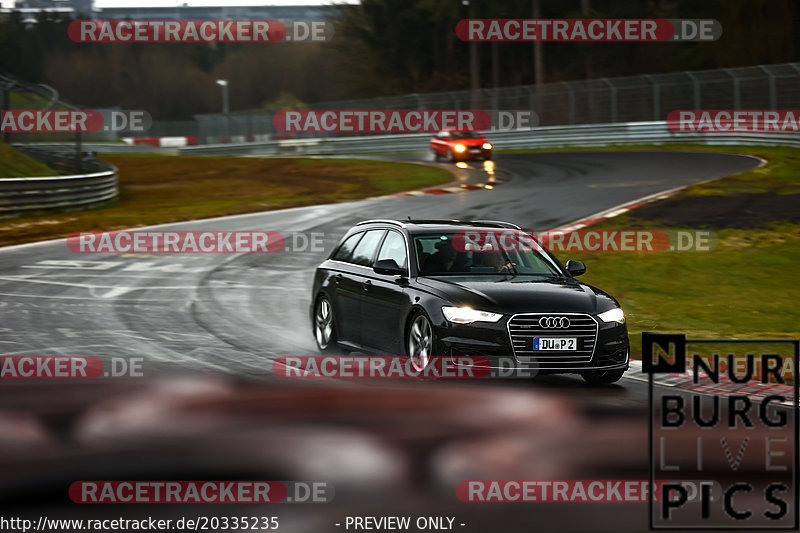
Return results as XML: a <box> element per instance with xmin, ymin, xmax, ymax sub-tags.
<box><xmin>333</xmin><ymin>274</ymin><xmax>342</xmax><ymax>284</ymax></box>
<box><xmin>362</xmin><ymin>280</ymin><xmax>372</xmax><ymax>291</ymax></box>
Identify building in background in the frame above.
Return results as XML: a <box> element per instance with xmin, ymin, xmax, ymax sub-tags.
<box><xmin>0</xmin><ymin>0</ymin><xmax>84</xmax><ymax>22</ymax></box>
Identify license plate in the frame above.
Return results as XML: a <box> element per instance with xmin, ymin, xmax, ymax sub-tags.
<box><xmin>468</xmin><ymin>148</ymin><xmax>481</xmax><ymax>153</ymax></box>
<box><xmin>534</xmin><ymin>337</ymin><xmax>576</xmax><ymax>351</ymax></box>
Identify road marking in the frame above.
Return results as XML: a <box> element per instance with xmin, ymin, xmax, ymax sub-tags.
<box><xmin>22</xmin><ymin>260</ymin><xmax>123</xmax><ymax>270</ymax></box>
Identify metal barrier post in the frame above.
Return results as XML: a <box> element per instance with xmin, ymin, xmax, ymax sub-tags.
<box><xmin>644</xmin><ymin>75</ymin><xmax>660</xmax><ymax>121</ymax></box>
<box><xmin>562</xmin><ymin>81</ymin><xmax>576</xmax><ymax>125</ymax></box>
<box><xmin>758</xmin><ymin>65</ymin><xmax>777</xmax><ymax>109</ymax></box>
<box><xmin>601</xmin><ymin>78</ymin><xmax>618</xmax><ymax>123</ymax></box>
<box><xmin>686</xmin><ymin>71</ymin><xmax>701</xmax><ymax>108</ymax></box>
<box><xmin>724</xmin><ymin>68</ymin><xmax>741</xmax><ymax>109</ymax></box>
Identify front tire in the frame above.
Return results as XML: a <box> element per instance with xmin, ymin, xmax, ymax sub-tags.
<box><xmin>313</xmin><ymin>295</ymin><xmax>338</xmax><ymax>353</ymax></box>
<box><xmin>407</xmin><ymin>311</ymin><xmax>436</xmax><ymax>372</ymax></box>
<box><xmin>581</xmin><ymin>368</ymin><xmax>625</xmax><ymax>385</ymax></box>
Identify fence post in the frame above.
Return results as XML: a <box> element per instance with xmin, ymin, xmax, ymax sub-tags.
<box><xmin>685</xmin><ymin>71</ymin><xmax>701</xmax><ymax>108</ymax></box>
<box><xmin>523</xmin><ymin>85</ymin><xmax>537</xmax><ymax>124</ymax></box>
<box><xmin>723</xmin><ymin>68</ymin><xmax>741</xmax><ymax>109</ymax></box>
<box><xmin>561</xmin><ymin>81</ymin><xmax>575</xmax><ymax>125</ymax></box>
<box><xmin>75</xmin><ymin>130</ymin><xmax>83</xmax><ymax>173</ymax></box>
<box><xmin>644</xmin><ymin>74</ymin><xmax>660</xmax><ymax>121</ymax></box>
<box><xmin>449</xmin><ymin>92</ymin><xmax>460</xmax><ymax>110</ymax></box>
<box><xmin>757</xmin><ymin>65</ymin><xmax>777</xmax><ymax>109</ymax></box>
<box><xmin>601</xmin><ymin>78</ymin><xmax>617</xmax><ymax>123</ymax></box>
<box><xmin>1</xmin><ymin>85</ymin><xmax>9</xmax><ymax>144</ymax></box>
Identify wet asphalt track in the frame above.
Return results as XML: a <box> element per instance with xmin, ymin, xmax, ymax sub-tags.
<box><xmin>0</xmin><ymin>151</ymin><xmax>759</xmax><ymax>377</ymax></box>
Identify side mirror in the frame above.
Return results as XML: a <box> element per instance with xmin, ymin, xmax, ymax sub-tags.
<box><xmin>374</xmin><ymin>258</ymin><xmax>405</xmax><ymax>276</ymax></box>
<box><xmin>565</xmin><ymin>260</ymin><xmax>586</xmax><ymax>277</ymax></box>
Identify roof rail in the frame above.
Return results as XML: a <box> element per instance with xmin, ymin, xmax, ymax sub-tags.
<box><xmin>403</xmin><ymin>219</ymin><xmax>521</xmax><ymax>229</ymax></box>
<box><xmin>469</xmin><ymin>220</ymin><xmax>521</xmax><ymax>229</ymax></box>
<box><xmin>355</xmin><ymin>219</ymin><xmax>521</xmax><ymax>229</ymax></box>
<box><xmin>405</xmin><ymin>219</ymin><xmax>465</xmax><ymax>225</ymax></box>
<box><xmin>355</xmin><ymin>219</ymin><xmax>407</xmax><ymax>227</ymax></box>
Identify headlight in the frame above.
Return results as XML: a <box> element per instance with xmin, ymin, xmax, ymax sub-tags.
<box><xmin>454</xmin><ymin>144</ymin><xmax>467</xmax><ymax>152</ymax></box>
<box><xmin>482</xmin><ymin>142</ymin><xmax>492</xmax><ymax>150</ymax></box>
<box><xmin>442</xmin><ymin>306</ymin><xmax>503</xmax><ymax>324</ymax></box>
<box><xmin>598</xmin><ymin>308</ymin><xmax>625</xmax><ymax>324</ymax></box>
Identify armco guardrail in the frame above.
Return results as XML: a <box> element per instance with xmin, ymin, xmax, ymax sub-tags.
<box><xmin>178</xmin><ymin>121</ymin><xmax>800</xmax><ymax>156</ymax></box>
<box><xmin>13</xmin><ymin>142</ymin><xmax>173</xmax><ymax>155</ymax></box>
<box><xmin>0</xmin><ymin>164</ymin><xmax>118</xmax><ymax>216</ymax></box>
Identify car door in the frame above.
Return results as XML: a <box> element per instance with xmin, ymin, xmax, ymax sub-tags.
<box><xmin>360</xmin><ymin>230</ymin><xmax>410</xmax><ymax>353</ymax></box>
<box><xmin>339</xmin><ymin>229</ymin><xmax>386</xmax><ymax>348</ymax></box>
<box><xmin>430</xmin><ymin>131</ymin><xmax>449</xmax><ymax>155</ymax></box>
<box><xmin>326</xmin><ymin>231</ymin><xmax>365</xmax><ymax>345</ymax></box>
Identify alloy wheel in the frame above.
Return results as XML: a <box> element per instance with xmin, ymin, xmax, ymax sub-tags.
<box><xmin>408</xmin><ymin>313</ymin><xmax>433</xmax><ymax>372</ymax></box>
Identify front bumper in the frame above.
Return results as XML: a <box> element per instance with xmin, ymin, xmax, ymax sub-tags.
<box><xmin>454</xmin><ymin>147</ymin><xmax>491</xmax><ymax>160</ymax></box>
<box><xmin>434</xmin><ymin>314</ymin><xmax>629</xmax><ymax>373</ymax></box>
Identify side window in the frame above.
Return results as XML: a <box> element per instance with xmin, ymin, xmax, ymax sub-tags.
<box><xmin>332</xmin><ymin>232</ymin><xmax>363</xmax><ymax>262</ymax></box>
<box><xmin>350</xmin><ymin>230</ymin><xmax>386</xmax><ymax>267</ymax></box>
<box><xmin>376</xmin><ymin>231</ymin><xmax>408</xmax><ymax>269</ymax></box>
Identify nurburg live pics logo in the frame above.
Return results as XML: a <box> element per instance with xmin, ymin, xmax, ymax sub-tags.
<box><xmin>644</xmin><ymin>332</ymin><xmax>799</xmax><ymax>529</ymax></box>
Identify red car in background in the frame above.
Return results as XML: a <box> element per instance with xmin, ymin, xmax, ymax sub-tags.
<box><xmin>430</xmin><ymin>129</ymin><xmax>492</xmax><ymax>161</ymax></box>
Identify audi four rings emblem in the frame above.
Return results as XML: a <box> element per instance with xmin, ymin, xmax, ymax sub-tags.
<box><xmin>539</xmin><ymin>316</ymin><xmax>570</xmax><ymax>328</ymax></box>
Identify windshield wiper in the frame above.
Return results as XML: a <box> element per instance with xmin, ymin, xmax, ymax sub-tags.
<box><xmin>500</xmin><ymin>250</ymin><xmax>519</xmax><ymax>277</ymax></box>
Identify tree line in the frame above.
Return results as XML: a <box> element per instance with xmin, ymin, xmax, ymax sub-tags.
<box><xmin>0</xmin><ymin>0</ymin><xmax>797</xmax><ymax>120</ymax></box>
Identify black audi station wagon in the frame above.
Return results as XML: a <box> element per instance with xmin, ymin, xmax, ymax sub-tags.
<box><xmin>310</xmin><ymin>219</ymin><xmax>629</xmax><ymax>384</ymax></box>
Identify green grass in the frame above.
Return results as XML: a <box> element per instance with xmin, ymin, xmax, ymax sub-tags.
<box><xmin>548</xmin><ymin>145</ymin><xmax>800</xmax><ymax>357</ymax></box>
<box><xmin>0</xmin><ymin>155</ymin><xmax>451</xmax><ymax>246</ymax></box>
<box><xmin>0</xmin><ymin>142</ymin><xmax>56</xmax><ymax>178</ymax></box>
<box><xmin>571</xmin><ymin>224</ymin><xmax>800</xmax><ymax>356</ymax></box>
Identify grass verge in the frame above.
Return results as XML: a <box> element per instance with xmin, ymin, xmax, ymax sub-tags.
<box><xmin>0</xmin><ymin>142</ymin><xmax>56</xmax><ymax>178</ymax></box>
<box><xmin>549</xmin><ymin>145</ymin><xmax>800</xmax><ymax>357</ymax></box>
<box><xmin>0</xmin><ymin>155</ymin><xmax>451</xmax><ymax>246</ymax></box>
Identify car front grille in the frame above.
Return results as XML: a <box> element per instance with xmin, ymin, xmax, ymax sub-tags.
<box><xmin>507</xmin><ymin>313</ymin><xmax>598</xmax><ymax>368</ymax></box>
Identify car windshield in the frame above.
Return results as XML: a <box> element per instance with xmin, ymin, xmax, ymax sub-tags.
<box><xmin>449</xmin><ymin>131</ymin><xmax>480</xmax><ymax>140</ymax></box>
<box><xmin>413</xmin><ymin>231</ymin><xmax>563</xmax><ymax>277</ymax></box>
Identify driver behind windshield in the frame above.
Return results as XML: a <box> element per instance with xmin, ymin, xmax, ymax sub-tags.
<box><xmin>481</xmin><ymin>250</ymin><xmax>517</xmax><ymax>272</ymax></box>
